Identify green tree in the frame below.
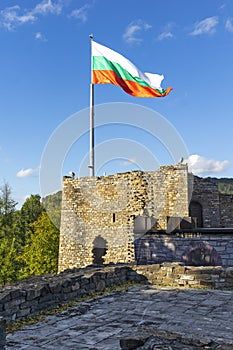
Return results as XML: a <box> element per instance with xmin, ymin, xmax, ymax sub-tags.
<box><xmin>0</xmin><ymin>182</ymin><xmax>20</xmax><ymax>285</ymax></box>
<box><xmin>42</xmin><ymin>191</ymin><xmax>62</xmax><ymax>229</ymax></box>
<box><xmin>0</xmin><ymin>182</ymin><xmax>17</xmax><ymax>238</ymax></box>
<box><xmin>19</xmin><ymin>194</ymin><xmax>45</xmax><ymax>245</ymax></box>
<box><xmin>22</xmin><ymin>212</ymin><xmax>59</xmax><ymax>276</ymax></box>
<box><xmin>0</xmin><ymin>236</ymin><xmax>18</xmax><ymax>285</ymax></box>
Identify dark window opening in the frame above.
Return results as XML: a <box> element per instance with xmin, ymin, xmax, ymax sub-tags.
<box><xmin>189</xmin><ymin>201</ymin><xmax>203</xmax><ymax>228</ymax></box>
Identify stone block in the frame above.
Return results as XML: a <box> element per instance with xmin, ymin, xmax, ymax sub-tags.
<box><xmin>174</xmin><ymin>266</ymin><xmax>186</xmax><ymax>274</ymax></box>
<box><xmin>71</xmin><ymin>281</ymin><xmax>80</xmax><ymax>291</ymax></box>
<box><xmin>4</xmin><ymin>297</ymin><xmax>25</xmax><ymax>310</ymax></box>
<box><xmin>96</xmin><ymin>280</ymin><xmax>106</xmax><ymax>292</ymax></box>
<box><xmin>0</xmin><ymin>317</ymin><xmax>6</xmax><ymax>350</ymax></box>
<box><xmin>180</xmin><ymin>274</ymin><xmax>195</xmax><ymax>281</ymax></box>
<box><xmin>16</xmin><ymin>307</ymin><xmax>31</xmax><ymax>318</ymax></box>
<box><xmin>0</xmin><ymin>292</ymin><xmax>11</xmax><ymax>304</ymax></box>
<box><xmin>26</xmin><ymin>289</ymin><xmax>42</xmax><ymax>301</ymax></box>
<box><xmin>10</xmin><ymin>289</ymin><xmax>26</xmax><ymax>299</ymax></box>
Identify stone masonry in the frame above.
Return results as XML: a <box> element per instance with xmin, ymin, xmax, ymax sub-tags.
<box><xmin>0</xmin><ymin>317</ymin><xmax>6</xmax><ymax>350</ymax></box>
<box><xmin>59</xmin><ymin>164</ymin><xmax>233</xmax><ymax>272</ymax></box>
<box><xmin>134</xmin><ymin>231</ymin><xmax>233</xmax><ymax>267</ymax></box>
<box><xmin>191</xmin><ymin>176</ymin><xmax>233</xmax><ymax>228</ymax></box>
<box><xmin>1</xmin><ymin>264</ymin><xmax>233</xmax><ymax>323</ymax></box>
<box><xmin>59</xmin><ymin>164</ymin><xmax>189</xmax><ymax>272</ymax></box>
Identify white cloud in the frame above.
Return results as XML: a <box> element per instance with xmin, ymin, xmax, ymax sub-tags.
<box><xmin>185</xmin><ymin>154</ymin><xmax>231</xmax><ymax>175</ymax></box>
<box><xmin>0</xmin><ymin>1</ymin><xmax>63</xmax><ymax>31</ymax></box>
<box><xmin>157</xmin><ymin>31</ymin><xmax>173</xmax><ymax>41</ymax></box>
<box><xmin>190</xmin><ymin>16</ymin><xmax>218</xmax><ymax>36</ymax></box>
<box><xmin>32</xmin><ymin>0</ymin><xmax>62</xmax><ymax>16</ymax></box>
<box><xmin>0</xmin><ymin>5</ymin><xmax>35</xmax><ymax>30</ymax></box>
<box><xmin>226</xmin><ymin>18</ymin><xmax>233</xmax><ymax>33</ymax></box>
<box><xmin>120</xmin><ymin>158</ymin><xmax>137</xmax><ymax>167</ymax></box>
<box><xmin>219</xmin><ymin>4</ymin><xmax>226</xmax><ymax>11</ymax></box>
<box><xmin>16</xmin><ymin>167</ymin><xmax>39</xmax><ymax>178</ymax></box>
<box><xmin>35</xmin><ymin>31</ymin><xmax>47</xmax><ymax>41</ymax></box>
<box><xmin>69</xmin><ymin>4</ymin><xmax>91</xmax><ymax>23</ymax></box>
<box><xmin>157</xmin><ymin>22</ymin><xmax>175</xmax><ymax>41</ymax></box>
<box><xmin>123</xmin><ymin>20</ymin><xmax>152</xmax><ymax>44</ymax></box>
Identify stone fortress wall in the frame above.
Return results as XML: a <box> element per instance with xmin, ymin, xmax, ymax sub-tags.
<box><xmin>191</xmin><ymin>176</ymin><xmax>233</xmax><ymax>228</ymax></box>
<box><xmin>58</xmin><ymin>164</ymin><xmax>189</xmax><ymax>272</ymax></box>
<box><xmin>59</xmin><ymin>164</ymin><xmax>233</xmax><ymax>272</ymax></box>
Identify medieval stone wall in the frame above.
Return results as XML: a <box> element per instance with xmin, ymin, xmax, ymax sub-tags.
<box><xmin>219</xmin><ymin>193</ymin><xmax>233</xmax><ymax>227</ymax></box>
<box><xmin>59</xmin><ymin>165</ymin><xmax>189</xmax><ymax>272</ymax></box>
<box><xmin>134</xmin><ymin>231</ymin><xmax>233</xmax><ymax>267</ymax></box>
<box><xmin>191</xmin><ymin>177</ymin><xmax>233</xmax><ymax>228</ymax></box>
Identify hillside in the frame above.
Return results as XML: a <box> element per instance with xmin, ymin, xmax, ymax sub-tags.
<box><xmin>42</xmin><ymin>191</ymin><xmax>62</xmax><ymax>228</ymax></box>
<box><xmin>210</xmin><ymin>177</ymin><xmax>233</xmax><ymax>195</ymax></box>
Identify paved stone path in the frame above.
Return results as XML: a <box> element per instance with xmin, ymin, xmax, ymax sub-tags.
<box><xmin>5</xmin><ymin>285</ymin><xmax>233</xmax><ymax>349</ymax></box>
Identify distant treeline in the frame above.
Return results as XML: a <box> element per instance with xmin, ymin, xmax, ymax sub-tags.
<box><xmin>213</xmin><ymin>178</ymin><xmax>233</xmax><ymax>195</ymax></box>
<box><xmin>42</xmin><ymin>191</ymin><xmax>62</xmax><ymax>228</ymax></box>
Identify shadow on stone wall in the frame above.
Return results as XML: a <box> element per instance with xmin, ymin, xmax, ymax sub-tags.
<box><xmin>92</xmin><ymin>236</ymin><xmax>107</xmax><ymax>265</ymax></box>
<box><xmin>134</xmin><ymin>234</ymin><xmax>223</xmax><ymax>267</ymax></box>
<box><xmin>134</xmin><ymin>235</ymin><xmax>176</xmax><ymax>265</ymax></box>
<box><xmin>182</xmin><ymin>241</ymin><xmax>222</xmax><ymax>266</ymax></box>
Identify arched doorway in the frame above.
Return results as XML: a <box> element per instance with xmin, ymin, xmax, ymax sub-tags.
<box><xmin>189</xmin><ymin>201</ymin><xmax>203</xmax><ymax>227</ymax></box>
<box><xmin>92</xmin><ymin>236</ymin><xmax>107</xmax><ymax>265</ymax></box>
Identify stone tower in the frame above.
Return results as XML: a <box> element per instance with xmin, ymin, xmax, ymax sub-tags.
<box><xmin>58</xmin><ymin>164</ymin><xmax>189</xmax><ymax>272</ymax></box>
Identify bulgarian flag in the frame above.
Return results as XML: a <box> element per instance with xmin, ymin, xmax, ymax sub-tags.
<box><xmin>92</xmin><ymin>40</ymin><xmax>172</xmax><ymax>98</ymax></box>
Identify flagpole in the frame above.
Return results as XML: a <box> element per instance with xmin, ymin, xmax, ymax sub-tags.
<box><xmin>89</xmin><ymin>34</ymin><xmax>94</xmax><ymax>176</ymax></box>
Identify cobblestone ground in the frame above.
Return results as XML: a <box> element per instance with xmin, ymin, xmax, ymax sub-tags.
<box><xmin>6</xmin><ymin>285</ymin><xmax>233</xmax><ymax>350</ymax></box>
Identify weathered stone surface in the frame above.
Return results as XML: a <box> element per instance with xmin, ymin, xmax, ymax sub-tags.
<box><xmin>2</xmin><ymin>264</ymin><xmax>233</xmax><ymax>323</ymax></box>
<box><xmin>59</xmin><ymin>165</ymin><xmax>190</xmax><ymax>271</ymax></box>
<box><xmin>58</xmin><ymin>166</ymin><xmax>233</xmax><ymax>272</ymax></box>
<box><xmin>5</xmin><ymin>285</ymin><xmax>233</xmax><ymax>350</ymax></box>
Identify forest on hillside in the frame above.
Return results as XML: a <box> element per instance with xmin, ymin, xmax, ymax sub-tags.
<box><xmin>213</xmin><ymin>178</ymin><xmax>233</xmax><ymax>194</ymax></box>
<box><xmin>0</xmin><ymin>182</ymin><xmax>59</xmax><ymax>286</ymax></box>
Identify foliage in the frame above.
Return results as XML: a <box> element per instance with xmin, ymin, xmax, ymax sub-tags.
<box><xmin>217</xmin><ymin>180</ymin><xmax>233</xmax><ymax>194</ymax></box>
<box><xmin>0</xmin><ymin>184</ymin><xmax>60</xmax><ymax>285</ymax></box>
<box><xmin>21</xmin><ymin>194</ymin><xmax>45</xmax><ymax>224</ymax></box>
<box><xmin>0</xmin><ymin>182</ymin><xmax>17</xmax><ymax>237</ymax></box>
<box><xmin>21</xmin><ymin>212</ymin><xmax>60</xmax><ymax>276</ymax></box>
<box><xmin>42</xmin><ymin>191</ymin><xmax>62</xmax><ymax>229</ymax></box>
<box><xmin>19</xmin><ymin>194</ymin><xmax>45</xmax><ymax>244</ymax></box>
<box><xmin>0</xmin><ymin>236</ymin><xmax>19</xmax><ymax>285</ymax></box>
<box><xmin>204</xmin><ymin>177</ymin><xmax>233</xmax><ymax>194</ymax></box>
<box><xmin>0</xmin><ymin>182</ymin><xmax>20</xmax><ymax>285</ymax></box>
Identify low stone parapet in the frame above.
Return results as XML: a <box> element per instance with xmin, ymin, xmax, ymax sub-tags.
<box><xmin>0</xmin><ymin>317</ymin><xmax>6</xmax><ymax>350</ymax></box>
<box><xmin>0</xmin><ymin>266</ymin><xmax>146</xmax><ymax>322</ymax></box>
<box><xmin>133</xmin><ymin>263</ymin><xmax>233</xmax><ymax>289</ymax></box>
<box><xmin>1</xmin><ymin>263</ymin><xmax>233</xmax><ymax>324</ymax></box>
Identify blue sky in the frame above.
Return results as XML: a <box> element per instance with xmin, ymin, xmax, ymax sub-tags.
<box><xmin>0</xmin><ymin>0</ymin><xmax>233</xmax><ymax>206</ymax></box>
